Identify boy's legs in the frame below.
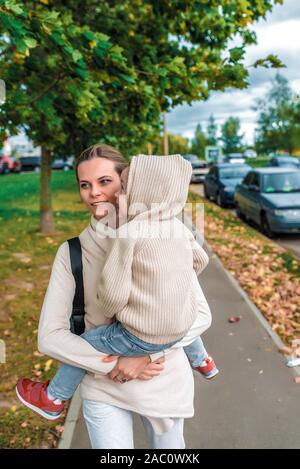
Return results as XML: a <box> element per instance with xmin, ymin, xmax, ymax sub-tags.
<box><xmin>183</xmin><ymin>336</ymin><xmax>208</xmax><ymax>368</ymax></box>
<box><xmin>47</xmin><ymin>321</ymin><xmax>169</xmax><ymax>401</ymax></box>
<box><xmin>48</xmin><ymin>323</ymin><xmax>131</xmax><ymax>401</ymax></box>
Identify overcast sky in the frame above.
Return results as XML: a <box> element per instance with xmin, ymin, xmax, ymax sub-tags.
<box><xmin>167</xmin><ymin>0</ymin><xmax>300</xmax><ymax>146</ymax></box>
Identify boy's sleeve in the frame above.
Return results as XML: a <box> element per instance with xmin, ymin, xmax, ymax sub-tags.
<box><xmin>184</xmin><ymin>227</ymin><xmax>209</xmax><ymax>275</ymax></box>
<box><xmin>163</xmin><ymin>272</ymin><xmax>212</xmax><ymax>353</ymax></box>
<box><xmin>97</xmin><ymin>235</ymin><xmax>136</xmax><ymax>318</ymax></box>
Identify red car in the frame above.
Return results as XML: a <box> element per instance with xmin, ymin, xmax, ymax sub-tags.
<box><xmin>0</xmin><ymin>154</ymin><xmax>21</xmax><ymax>173</ymax></box>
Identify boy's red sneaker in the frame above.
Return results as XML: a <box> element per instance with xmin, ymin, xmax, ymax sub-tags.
<box><xmin>16</xmin><ymin>378</ymin><xmax>65</xmax><ymax>420</ymax></box>
<box><xmin>194</xmin><ymin>356</ymin><xmax>219</xmax><ymax>379</ymax></box>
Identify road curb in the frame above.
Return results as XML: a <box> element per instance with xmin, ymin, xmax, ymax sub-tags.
<box><xmin>58</xmin><ymin>389</ymin><xmax>82</xmax><ymax>449</ymax></box>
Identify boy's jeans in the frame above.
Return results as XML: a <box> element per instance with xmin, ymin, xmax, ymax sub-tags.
<box><xmin>48</xmin><ymin>320</ymin><xmax>207</xmax><ymax>401</ymax></box>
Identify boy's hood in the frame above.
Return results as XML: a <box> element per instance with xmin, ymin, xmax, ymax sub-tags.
<box><xmin>126</xmin><ymin>154</ymin><xmax>192</xmax><ymax>222</ymax></box>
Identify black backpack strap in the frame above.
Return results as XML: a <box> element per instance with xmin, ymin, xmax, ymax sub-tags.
<box><xmin>67</xmin><ymin>237</ymin><xmax>86</xmax><ymax>335</ymax></box>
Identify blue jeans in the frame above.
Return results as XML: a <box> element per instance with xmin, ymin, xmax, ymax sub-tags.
<box><xmin>48</xmin><ymin>320</ymin><xmax>207</xmax><ymax>401</ymax></box>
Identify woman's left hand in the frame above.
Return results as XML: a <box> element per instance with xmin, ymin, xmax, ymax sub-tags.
<box><xmin>103</xmin><ymin>355</ymin><xmax>151</xmax><ymax>383</ymax></box>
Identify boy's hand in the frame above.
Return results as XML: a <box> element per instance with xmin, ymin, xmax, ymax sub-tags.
<box><xmin>103</xmin><ymin>355</ymin><xmax>165</xmax><ymax>382</ymax></box>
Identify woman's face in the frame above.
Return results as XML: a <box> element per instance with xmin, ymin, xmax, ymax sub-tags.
<box><xmin>78</xmin><ymin>158</ymin><xmax>122</xmax><ymax>219</ymax></box>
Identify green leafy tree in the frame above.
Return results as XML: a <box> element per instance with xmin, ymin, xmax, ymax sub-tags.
<box><xmin>168</xmin><ymin>133</ymin><xmax>189</xmax><ymax>155</ymax></box>
<box><xmin>206</xmin><ymin>114</ymin><xmax>218</xmax><ymax>146</ymax></box>
<box><xmin>254</xmin><ymin>73</ymin><xmax>300</xmax><ymax>154</ymax></box>
<box><xmin>220</xmin><ymin>116</ymin><xmax>245</xmax><ymax>154</ymax></box>
<box><xmin>190</xmin><ymin>124</ymin><xmax>207</xmax><ymax>159</ymax></box>
<box><xmin>0</xmin><ymin>0</ymin><xmax>285</xmax><ymax>233</ymax></box>
<box><xmin>141</xmin><ymin>132</ymin><xmax>189</xmax><ymax>155</ymax></box>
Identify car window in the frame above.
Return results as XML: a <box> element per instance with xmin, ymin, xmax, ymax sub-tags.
<box><xmin>243</xmin><ymin>172</ymin><xmax>254</xmax><ymax>186</ymax></box>
<box><xmin>208</xmin><ymin>167</ymin><xmax>216</xmax><ymax>177</ymax></box>
<box><xmin>219</xmin><ymin>167</ymin><xmax>250</xmax><ymax>179</ymax></box>
<box><xmin>252</xmin><ymin>173</ymin><xmax>260</xmax><ymax>188</ymax></box>
<box><xmin>212</xmin><ymin>167</ymin><xmax>218</xmax><ymax>178</ymax></box>
<box><xmin>262</xmin><ymin>172</ymin><xmax>300</xmax><ymax>193</ymax></box>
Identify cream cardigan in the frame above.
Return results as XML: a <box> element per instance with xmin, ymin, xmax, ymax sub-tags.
<box><xmin>38</xmin><ymin>155</ymin><xmax>212</xmax><ymax>433</ymax></box>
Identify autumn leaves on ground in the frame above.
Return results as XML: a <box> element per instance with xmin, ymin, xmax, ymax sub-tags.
<box><xmin>188</xmin><ymin>190</ymin><xmax>300</xmax><ymax>353</ymax></box>
<box><xmin>0</xmin><ymin>171</ymin><xmax>88</xmax><ymax>449</ymax></box>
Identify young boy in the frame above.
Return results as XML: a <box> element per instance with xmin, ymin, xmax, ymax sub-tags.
<box><xmin>16</xmin><ymin>154</ymin><xmax>218</xmax><ymax>420</ymax></box>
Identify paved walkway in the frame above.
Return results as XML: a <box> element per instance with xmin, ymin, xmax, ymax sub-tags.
<box><xmin>69</xmin><ymin>244</ymin><xmax>300</xmax><ymax>449</ymax></box>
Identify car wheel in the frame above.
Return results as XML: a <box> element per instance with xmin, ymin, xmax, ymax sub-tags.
<box><xmin>260</xmin><ymin>213</ymin><xmax>276</xmax><ymax>238</ymax></box>
<box><xmin>203</xmin><ymin>185</ymin><xmax>210</xmax><ymax>199</ymax></box>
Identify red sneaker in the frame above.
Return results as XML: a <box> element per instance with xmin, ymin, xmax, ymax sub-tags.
<box><xmin>194</xmin><ymin>356</ymin><xmax>219</xmax><ymax>379</ymax></box>
<box><xmin>16</xmin><ymin>379</ymin><xmax>65</xmax><ymax>420</ymax></box>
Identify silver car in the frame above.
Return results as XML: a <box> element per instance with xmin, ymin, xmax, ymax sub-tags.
<box><xmin>234</xmin><ymin>168</ymin><xmax>300</xmax><ymax>237</ymax></box>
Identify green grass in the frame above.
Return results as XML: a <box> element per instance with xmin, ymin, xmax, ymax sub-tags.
<box><xmin>0</xmin><ymin>170</ymin><xmax>89</xmax><ymax>448</ymax></box>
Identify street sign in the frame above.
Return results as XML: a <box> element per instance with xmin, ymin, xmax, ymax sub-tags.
<box><xmin>205</xmin><ymin>146</ymin><xmax>223</xmax><ymax>163</ymax></box>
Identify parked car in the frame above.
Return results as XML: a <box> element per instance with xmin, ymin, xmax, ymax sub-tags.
<box><xmin>244</xmin><ymin>149</ymin><xmax>257</xmax><ymax>159</ymax></box>
<box><xmin>51</xmin><ymin>158</ymin><xmax>73</xmax><ymax>171</ymax></box>
<box><xmin>0</xmin><ymin>155</ymin><xmax>10</xmax><ymax>174</ymax></box>
<box><xmin>8</xmin><ymin>156</ymin><xmax>21</xmax><ymax>173</ymax></box>
<box><xmin>234</xmin><ymin>168</ymin><xmax>300</xmax><ymax>237</ymax></box>
<box><xmin>20</xmin><ymin>156</ymin><xmax>41</xmax><ymax>172</ymax></box>
<box><xmin>0</xmin><ymin>154</ymin><xmax>21</xmax><ymax>173</ymax></box>
<box><xmin>224</xmin><ymin>153</ymin><xmax>246</xmax><ymax>164</ymax></box>
<box><xmin>182</xmin><ymin>154</ymin><xmax>209</xmax><ymax>182</ymax></box>
<box><xmin>204</xmin><ymin>163</ymin><xmax>251</xmax><ymax>207</ymax></box>
<box><xmin>267</xmin><ymin>156</ymin><xmax>300</xmax><ymax>169</ymax></box>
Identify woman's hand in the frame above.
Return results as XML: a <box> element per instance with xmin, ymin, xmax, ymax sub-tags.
<box><xmin>102</xmin><ymin>354</ymin><xmax>165</xmax><ymax>382</ymax></box>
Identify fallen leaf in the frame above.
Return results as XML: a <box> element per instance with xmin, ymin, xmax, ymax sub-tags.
<box><xmin>278</xmin><ymin>346</ymin><xmax>293</xmax><ymax>356</ymax></box>
<box><xmin>294</xmin><ymin>376</ymin><xmax>300</xmax><ymax>384</ymax></box>
<box><xmin>228</xmin><ymin>316</ymin><xmax>241</xmax><ymax>323</ymax></box>
<box><xmin>44</xmin><ymin>359</ymin><xmax>53</xmax><ymax>372</ymax></box>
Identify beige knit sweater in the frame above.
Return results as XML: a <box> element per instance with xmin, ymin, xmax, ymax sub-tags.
<box><xmin>96</xmin><ymin>154</ymin><xmax>209</xmax><ymax>344</ymax></box>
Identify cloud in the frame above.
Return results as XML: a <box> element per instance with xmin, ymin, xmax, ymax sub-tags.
<box><xmin>168</xmin><ymin>0</ymin><xmax>300</xmax><ymax>145</ymax></box>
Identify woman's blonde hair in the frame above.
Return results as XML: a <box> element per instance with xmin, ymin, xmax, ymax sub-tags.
<box><xmin>75</xmin><ymin>143</ymin><xmax>128</xmax><ymax>181</ymax></box>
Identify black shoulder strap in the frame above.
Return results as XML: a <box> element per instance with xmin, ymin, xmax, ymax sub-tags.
<box><xmin>67</xmin><ymin>237</ymin><xmax>86</xmax><ymax>335</ymax></box>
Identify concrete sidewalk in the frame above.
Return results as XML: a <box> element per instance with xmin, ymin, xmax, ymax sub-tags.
<box><xmin>66</xmin><ymin>245</ymin><xmax>300</xmax><ymax>449</ymax></box>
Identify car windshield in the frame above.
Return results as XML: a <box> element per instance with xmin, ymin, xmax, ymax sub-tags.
<box><xmin>219</xmin><ymin>167</ymin><xmax>249</xmax><ymax>179</ymax></box>
<box><xmin>262</xmin><ymin>173</ymin><xmax>300</xmax><ymax>193</ymax></box>
<box><xmin>184</xmin><ymin>155</ymin><xmax>198</xmax><ymax>161</ymax></box>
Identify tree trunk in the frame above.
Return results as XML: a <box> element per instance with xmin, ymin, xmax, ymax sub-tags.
<box><xmin>147</xmin><ymin>143</ymin><xmax>153</xmax><ymax>155</ymax></box>
<box><xmin>163</xmin><ymin>112</ymin><xmax>169</xmax><ymax>155</ymax></box>
<box><xmin>40</xmin><ymin>145</ymin><xmax>55</xmax><ymax>234</ymax></box>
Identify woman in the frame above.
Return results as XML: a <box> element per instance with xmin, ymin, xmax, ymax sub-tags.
<box><xmin>37</xmin><ymin>143</ymin><xmax>212</xmax><ymax>449</ymax></box>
